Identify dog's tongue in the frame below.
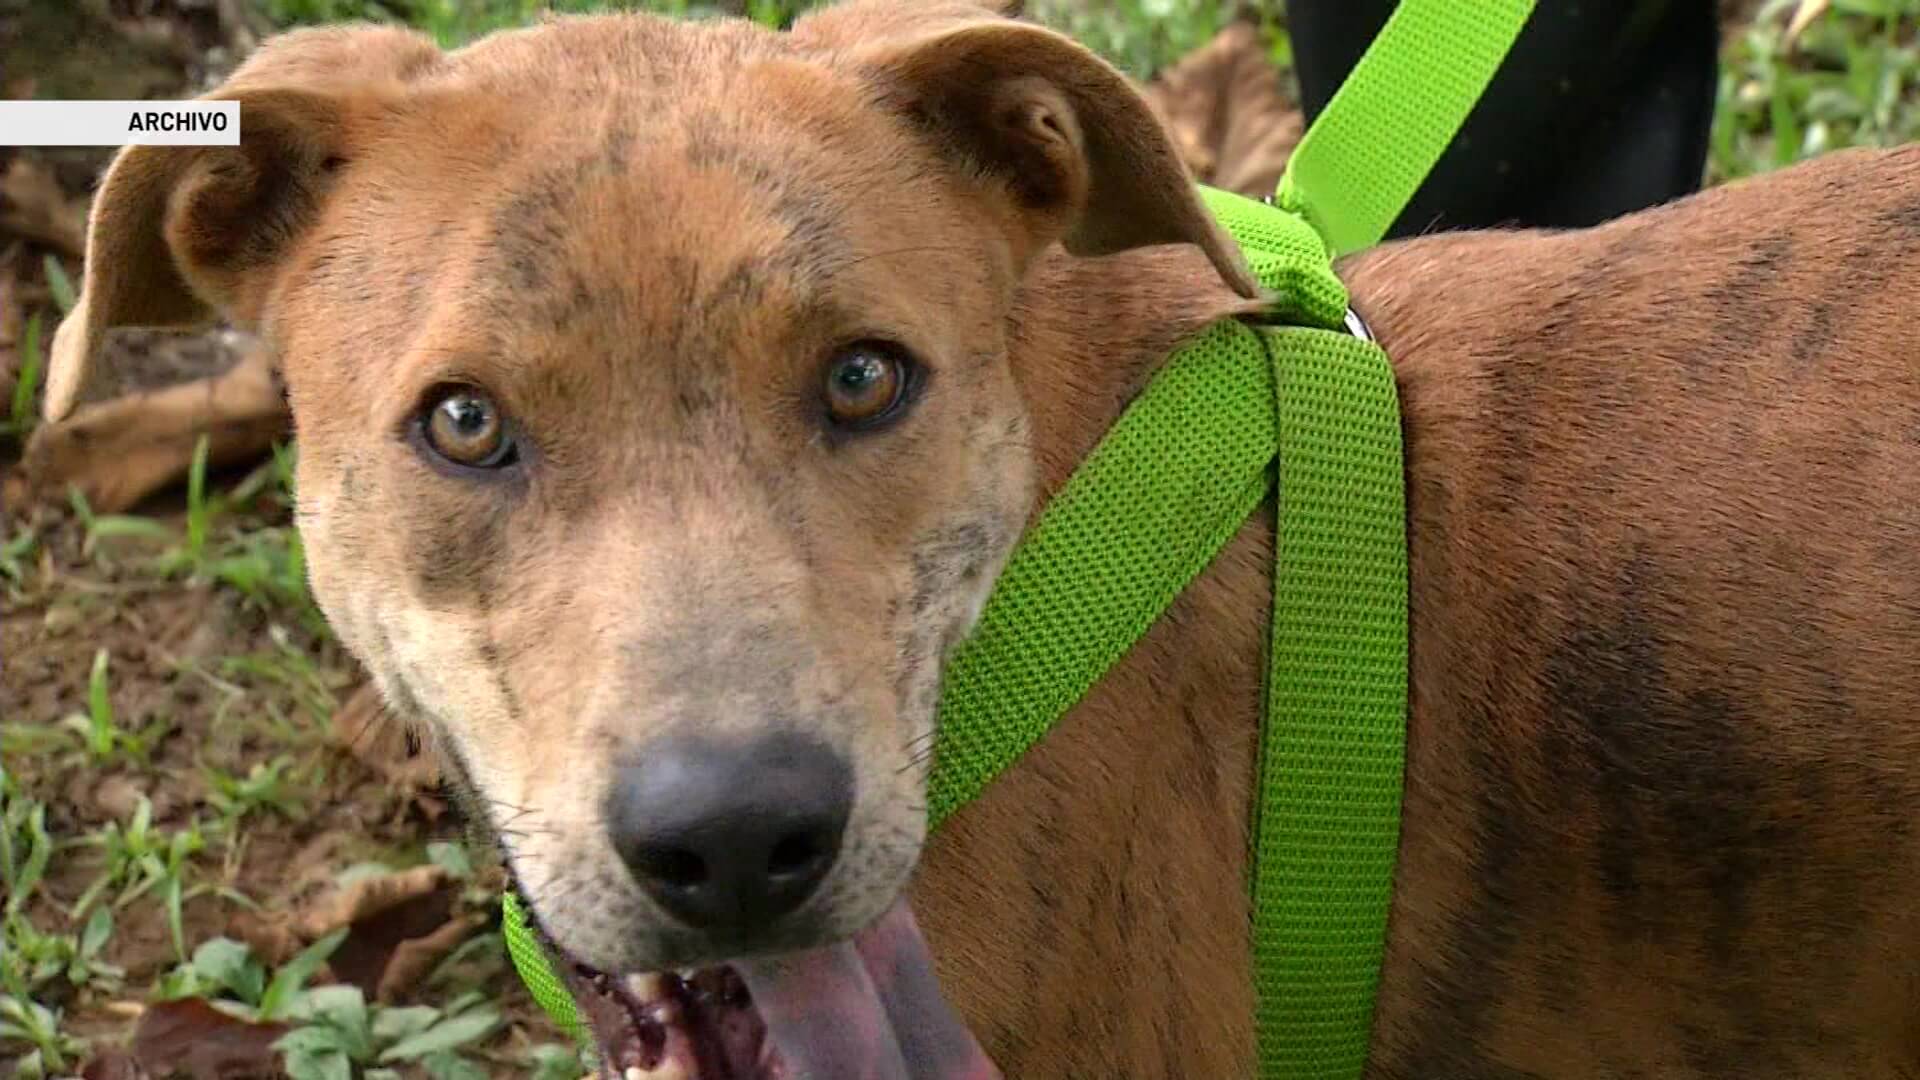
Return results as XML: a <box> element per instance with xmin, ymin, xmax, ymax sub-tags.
<box><xmin>733</xmin><ymin>899</ymin><xmax>1001</xmax><ymax>1080</ymax></box>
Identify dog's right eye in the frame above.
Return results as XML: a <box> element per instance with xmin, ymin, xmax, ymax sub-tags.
<box><xmin>421</xmin><ymin>388</ymin><xmax>518</xmax><ymax>470</ymax></box>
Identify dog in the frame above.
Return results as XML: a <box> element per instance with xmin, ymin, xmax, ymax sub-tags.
<box><xmin>38</xmin><ymin>1</ymin><xmax>1920</xmax><ymax>1076</ymax></box>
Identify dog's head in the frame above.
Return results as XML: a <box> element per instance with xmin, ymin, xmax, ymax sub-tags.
<box><xmin>45</xmin><ymin>1</ymin><xmax>1256</xmax><ymax>1073</ymax></box>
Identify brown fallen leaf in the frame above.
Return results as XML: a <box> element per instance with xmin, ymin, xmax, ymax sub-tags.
<box><xmin>296</xmin><ymin>865</ymin><xmax>448</xmax><ymax>938</ymax></box>
<box><xmin>128</xmin><ymin>998</ymin><xmax>289</xmax><ymax>1080</ymax></box>
<box><xmin>310</xmin><ymin>866</ymin><xmax>455</xmax><ymax>998</ymax></box>
<box><xmin>1142</xmin><ymin>22</ymin><xmax>1304</xmax><ymax>200</ymax></box>
<box><xmin>1</xmin><ymin>243</ymin><xmax>24</xmax><ymax>408</ymax></box>
<box><xmin>1783</xmin><ymin>0</ymin><xmax>1831</xmax><ymax>47</ymax></box>
<box><xmin>80</xmin><ymin>1050</ymin><xmax>154</xmax><ymax>1080</ymax></box>
<box><xmin>20</xmin><ymin>342</ymin><xmax>288</xmax><ymax>514</ymax></box>
<box><xmin>0</xmin><ymin>156</ymin><xmax>89</xmax><ymax>257</ymax></box>
<box><xmin>233</xmin><ymin>863</ymin><xmax>481</xmax><ymax>1004</ymax></box>
<box><xmin>375</xmin><ymin>911</ymin><xmax>490</xmax><ymax>1003</ymax></box>
<box><xmin>1</xmin><ymin>256</ymin><xmax>22</xmax><ymax>349</ymax></box>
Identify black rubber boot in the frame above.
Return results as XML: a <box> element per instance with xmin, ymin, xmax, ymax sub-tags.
<box><xmin>1287</xmin><ymin>0</ymin><xmax>1721</xmax><ymax>235</ymax></box>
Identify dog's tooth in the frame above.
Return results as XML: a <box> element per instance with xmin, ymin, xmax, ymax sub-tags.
<box><xmin>622</xmin><ymin>1062</ymin><xmax>689</xmax><ymax>1080</ymax></box>
<box><xmin>624</xmin><ymin>972</ymin><xmax>665</xmax><ymax>1000</ymax></box>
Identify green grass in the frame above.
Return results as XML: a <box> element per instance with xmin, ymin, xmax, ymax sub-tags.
<box><xmin>1713</xmin><ymin>0</ymin><xmax>1920</xmax><ymax>180</ymax></box>
<box><xmin>0</xmin><ymin>993</ymin><xmax>86</xmax><ymax>1077</ymax></box>
<box><xmin>257</xmin><ymin>0</ymin><xmax>1919</xmax><ymax>178</ymax></box>
<box><xmin>262</xmin><ymin>0</ymin><xmax>1244</xmax><ymax>66</ymax></box>
<box><xmin>69</xmin><ymin>797</ymin><xmax>208</xmax><ymax>956</ymax></box>
<box><xmin>50</xmin><ymin>436</ymin><xmax>329</xmax><ymax>635</ymax></box>
<box><xmin>266</xmin><ymin>0</ymin><xmax>787</xmax><ymax>45</ymax></box>
<box><xmin>55</xmin><ymin>648</ymin><xmax>166</xmax><ymax>766</ymax></box>
<box><xmin>145</xmin><ymin>931</ymin><xmax>524</xmax><ymax>1079</ymax></box>
<box><xmin>4</xmin><ymin>313</ymin><xmax>45</xmax><ymax>440</ymax></box>
<box><xmin>1</xmin><ymin>772</ymin><xmax>105</xmax><ymax>1075</ymax></box>
<box><xmin>205</xmin><ymin>756</ymin><xmax>306</xmax><ymax>830</ymax></box>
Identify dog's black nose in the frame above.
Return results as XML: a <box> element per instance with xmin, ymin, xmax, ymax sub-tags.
<box><xmin>608</xmin><ymin>732</ymin><xmax>853</xmax><ymax>931</ymax></box>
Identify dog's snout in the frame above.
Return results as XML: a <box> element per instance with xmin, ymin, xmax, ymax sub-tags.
<box><xmin>608</xmin><ymin>732</ymin><xmax>853</xmax><ymax>931</ymax></box>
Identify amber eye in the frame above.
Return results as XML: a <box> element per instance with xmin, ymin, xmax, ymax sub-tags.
<box><xmin>422</xmin><ymin>388</ymin><xmax>516</xmax><ymax>469</ymax></box>
<box><xmin>823</xmin><ymin>343</ymin><xmax>912</xmax><ymax>429</ymax></box>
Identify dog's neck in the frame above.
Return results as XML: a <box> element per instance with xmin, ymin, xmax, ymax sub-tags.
<box><xmin>1008</xmin><ymin>244</ymin><xmax>1260</xmax><ymax>506</ymax></box>
<box><xmin>911</xmin><ymin>241</ymin><xmax>1271</xmax><ymax>1075</ymax></box>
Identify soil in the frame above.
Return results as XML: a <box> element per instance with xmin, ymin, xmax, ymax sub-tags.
<box><xmin>1</xmin><ymin>493</ymin><xmax>570</xmax><ymax>1076</ymax></box>
<box><xmin>1</xmin><ymin>7</ymin><xmax>567</xmax><ymax>1074</ymax></box>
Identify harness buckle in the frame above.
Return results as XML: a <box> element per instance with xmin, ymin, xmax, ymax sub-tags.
<box><xmin>1344</xmin><ymin>306</ymin><xmax>1373</xmax><ymax>342</ymax></box>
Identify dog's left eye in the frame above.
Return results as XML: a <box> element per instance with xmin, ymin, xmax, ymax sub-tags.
<box><xmin>421</xmin><ymin>388</ymin><xmax>518</xmax><ymax>469</ymax></box>
<box><xmin>823</xmin><ymin>342</ymin><xmax>916</xmax><ymax>430</ymax></box>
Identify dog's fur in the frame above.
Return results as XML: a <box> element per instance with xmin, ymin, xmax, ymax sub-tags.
<box><xmin>38</xmin><ymin>1</ymin><xmax>1920</xmax><ymax>1075</ymax></box>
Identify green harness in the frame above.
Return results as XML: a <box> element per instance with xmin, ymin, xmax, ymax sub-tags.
<box><xmin>502</xmin><ymin>1</ymin><xmax>1534</xmax><ymax>1074</ymax></box>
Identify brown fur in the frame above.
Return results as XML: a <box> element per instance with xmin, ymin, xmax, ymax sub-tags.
<box><xmin>1350</xmin><ymin>151</ymin><xmax>1920</xmax><ymax>1078</ymax></box>
<box><xmin>38</xmin><ymin>2</ymin><xmax>1920</xmax><ymax>1075</ymax></box>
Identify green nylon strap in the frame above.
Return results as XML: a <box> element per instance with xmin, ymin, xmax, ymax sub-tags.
<box><xmin>925</xmin><ymin>192</ymin><xmax>1347</xmax><ymax>824</ymax></box>
<box><xmin>1276</xmin><ymin>0</ymin><xmax>1536</xmax><ymax>257</ymax></box>
<box><xmin>930</xmin><ymin>187</ymin><xmax>1409</xmax><ymax>1076</ymax></box>
<box><xmin>1249</xmin><ymin>325</ymin><xmax>1406</xmax><ymax>1078</ymax></box>
<box><xmin>503</xmin><ymin>890</ymin><xmax>588</xmax><ymax>1044</ymax></box>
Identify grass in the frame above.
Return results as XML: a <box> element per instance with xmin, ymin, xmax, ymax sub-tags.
<box><xmin>4</xmin><ymin>314</ymin><xmax>44</xmax><ymax>440</ymax></box>
<box><xmin>263</xmin><ymin>0</ymin><xmax>1248</xmax><ymax>68</ymax></box>
<box><xmin>1713</xmin><ymin>0</ymin><xmax>1920</xmax><ymax>180</ymax></box>
<box><xmin>1</xmin><ymin>0</ymin><xmax>1914</xmax><ymax>1076</ymax></box>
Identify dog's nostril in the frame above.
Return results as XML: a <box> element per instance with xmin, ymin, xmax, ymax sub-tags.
<box><xmin>640</xmin><ymin>846</ymin><xmax>710</xmax><ymax>890</ymax></box>
<box><xmin>768</xmin><ymin>830</ymin><xmax>827</xmax><ymax>880</ymax></box>
<box><xmin>607</xmin><ymin>731</ymin><xmax>854</xmax><ymax>932</ymax></box>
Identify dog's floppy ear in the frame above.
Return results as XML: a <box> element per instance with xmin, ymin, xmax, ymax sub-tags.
<box><xmin>43</xmin><ymin>25</ymin><xmax>439</xmax><ymax>422</ymax></box>
<box><xmin>800</xmin><ymin>10</ymin><xmax>1258</xmax><ymax>298</ymax></box>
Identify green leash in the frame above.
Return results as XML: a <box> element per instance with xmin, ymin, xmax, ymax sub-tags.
<box><xmin>502</xmin><ymin>1</ymin><xmax>1533</xmax><ymax>1075</ymax></box>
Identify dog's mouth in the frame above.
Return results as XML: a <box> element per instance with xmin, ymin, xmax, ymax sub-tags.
<box><xmin>550</xmin><ymin>898</ymin><xmax>1003</xmax><ymax>1080</ymax></box>
<box><xmin>562</xmin><ymin>963</ymin><xmax>771</xmax><ymax>1079</ymax></box>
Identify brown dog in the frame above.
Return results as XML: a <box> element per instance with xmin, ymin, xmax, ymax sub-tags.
<box><xmin>40</xmin><ymin>1</ymin><xmax>1920</xmax><ymax>1076</ymax></box>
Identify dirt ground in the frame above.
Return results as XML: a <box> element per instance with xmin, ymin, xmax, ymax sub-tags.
<box><xmin>2</xmin><ymin>6</ymin><xmax>576</xmax><ymax>1077</ymax></box>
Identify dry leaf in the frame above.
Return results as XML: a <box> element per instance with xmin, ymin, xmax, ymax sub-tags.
<box><xmin>376</xmin><ymin>911</ymin><xmax>489</xmax><ymax>1003</ymax></box>
<box><xmin>1142</xmin><ymin>22</ymin><xmax>1304</xmax><ymax>200</ymax></box>
<box><xmin>234</xmin><ymin>862</ymin><xmax>480</xmax><ymax>1004</ymax></box>
<box><xmin>295</xmin><ymin>864</ymin><xmax>446</xmax><ymax>936</ymax></box>
<box><xmin>0</xmin><ymin>157</ymin><xmax>89</xmax><ymax>257</ymax></box>
<box><xmin>20</xmin><ymin>342</ymin><xmax>288</xmax><ymax>514</ymax></box>
<box><xmin>1784</xmin><ymin>0</ymin><xmax>1831</xmax><ymax>46</ymax></box>
<box><xmin>128</xmin><ymin>998</ymin><xmax>289</xmax><ymax>1080</ymax></box>
<box><xmin>1</xmin><ymin>260</ymin><xmax>22</xmax><ymax>350</ymax></box>
<box><xmin>228</xmin><ymin>908</ymin><xmax>304</xmax><ymax>972</ymax></box>
<box><xmin>310</xmin><ymin>866</ymin><xmax>453</xmax><ymax>997</ymax></box>
<box><xmin>79</xmin><ymin>1050</ymin><xmax>154</xmax><ymax>1080</ymax></box>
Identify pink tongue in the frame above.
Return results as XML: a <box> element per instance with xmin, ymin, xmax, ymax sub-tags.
<box><xmin>732</xmin><ymin>899</ymin><xmax>1002</xmax><ymax>1080</ymax></box>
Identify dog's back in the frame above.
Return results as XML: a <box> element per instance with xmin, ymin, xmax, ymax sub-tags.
<box><xmin>1342</xmin><ymin>142</ymin><xmax>1920</xmax><ymax>1077</ymax></box>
